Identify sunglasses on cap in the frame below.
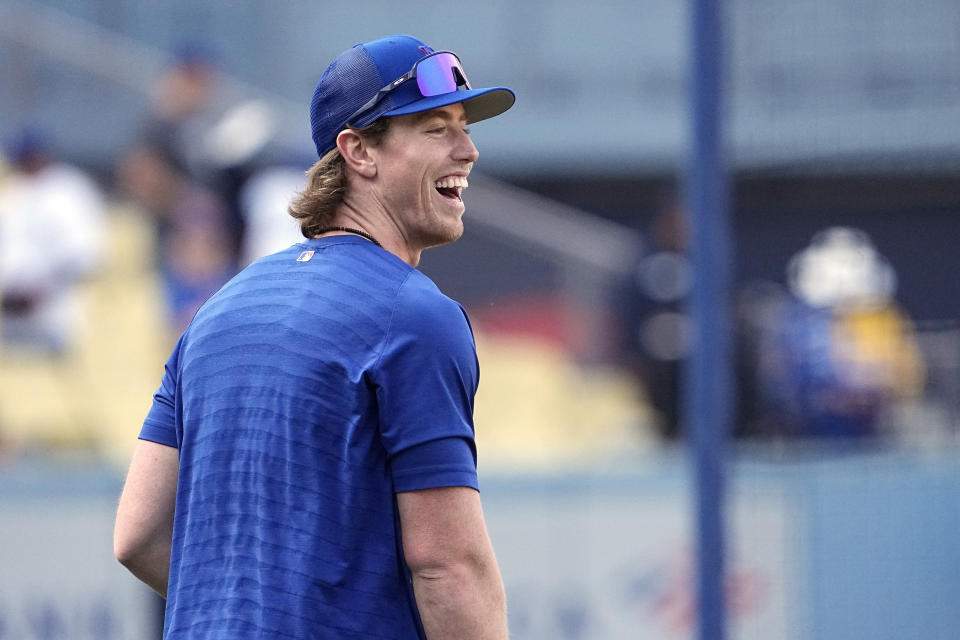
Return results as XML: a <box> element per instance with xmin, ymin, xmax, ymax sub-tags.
<box><xmin>346</xmin><ymin>51</ymin><xmax>470</xmax><ymax>127</ymax></box>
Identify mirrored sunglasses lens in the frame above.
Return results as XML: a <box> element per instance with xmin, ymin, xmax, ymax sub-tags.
<box><xmin>415</xmin><ymin>53</ymin><xmax>468</xmax><ymax>96</ymax></box>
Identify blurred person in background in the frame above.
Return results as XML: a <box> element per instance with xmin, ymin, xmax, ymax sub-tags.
<box><xmin>139</xmin><ymin>43</ymin><xmax>276</xmax><ymax>269</ymax></box>
<box><xmin>114</xmin><ymin>35</ymin><xmax>514</xmax><ymax>640</ymax></box>
<box><xmin>0</xmin><ymin>128</ymin><xmax>105</xmax><ymax>354</ymax></box>
<box><xmin>116</xmin><ymin>142</ymin><xmax>234</xmax><ymax>335</ymax></box>
<box><xmin>143</xmin><ymin>44</ymin><xmax>220</xmax><ymax>172</ymax></box>
<box><xmin>741</xmin><ymin>227</ymin><xmax>925</xmax><ymax>438</ymax></box>
<box><xmin>620</xmin><ymin>189</ymin><xmax>693</xmax><ymax>440</ymax></box>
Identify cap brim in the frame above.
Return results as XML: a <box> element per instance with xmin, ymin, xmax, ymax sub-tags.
<box><xmin>382</xmin><ymin>86</ymin><xmax>515</xmax><ymax>124</ymax></box>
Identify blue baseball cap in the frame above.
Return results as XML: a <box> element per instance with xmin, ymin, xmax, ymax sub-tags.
<box><xmin>309</xmin><ymin>35</ymin><xmax>515</xmax><ymax>157</ymax></box>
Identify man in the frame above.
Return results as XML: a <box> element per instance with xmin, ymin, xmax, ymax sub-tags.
<box><xmin>114</xmin><ymin>35</ymin><xmax>515</xmax><ymax>640</ymax></box>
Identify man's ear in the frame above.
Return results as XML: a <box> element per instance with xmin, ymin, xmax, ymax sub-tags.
<box><xmin>337</xmin><ymin>130</ymin><xmax>377</xmax><ymax>178</ymax></box>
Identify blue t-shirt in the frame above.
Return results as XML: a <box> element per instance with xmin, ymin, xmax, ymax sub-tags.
<box><xmin>139</xmin><ymin>236</ymin><xmax>480</xmax><ymax>639</ymax></box>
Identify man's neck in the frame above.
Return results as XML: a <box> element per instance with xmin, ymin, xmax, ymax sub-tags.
<box><xmin>333</xmin><ymin>198</ymin><xmax>422</xmax><ymax>267</ymax></box>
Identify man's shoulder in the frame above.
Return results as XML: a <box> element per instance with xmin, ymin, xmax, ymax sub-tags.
<box><xmin>396</xmin><ymin>269</ymin><xmax>463</xmax><ymax>314</ymax></box>
<box><xmin>390</xmin><ymin>270</ymin><xmax>473</xmax><ymax>346</ymax></box>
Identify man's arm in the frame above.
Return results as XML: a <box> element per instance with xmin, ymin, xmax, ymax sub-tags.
<box><xmin>114</xmin><ymin>439</ymin><xmax>179</xmax><ymax>597</ymax></box>
<box><xmin>397</xmin><ymin>486</ymin><xmax>508</xmax><ymax>640</ymax></box>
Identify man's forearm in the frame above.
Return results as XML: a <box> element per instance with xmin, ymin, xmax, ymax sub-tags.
<box><xmin>114</xmin><ymin>440</ymin><xmax>178</xmax><ymax>599</ymax></box>
<box><xmin>412</xmin><ymin>560</ymin><xmax>508</xmax><ymax>640</ymax></box>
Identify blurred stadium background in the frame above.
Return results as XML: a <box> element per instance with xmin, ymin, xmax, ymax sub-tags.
<box><xmin>1</xmin><ymin>0</ymin><xmax>959</xmax><ymax>638</ymax></box>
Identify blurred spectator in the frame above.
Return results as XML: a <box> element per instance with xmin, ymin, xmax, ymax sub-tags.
<box><xmin>137</xmin><ymin>44</ymin><xmax>277</xmax><ymax>269</ymax></box>
<box><xmin>142</xmin><ymin>47</ymin><xmax>219</xmax><ymax>204</ymax></box>
<box><xmin>742</xmin><ymin>227</ymin><xmax>925</xmax><ymax>438</ymax></box>
<box><xmin>0</xmin><ymin>129</ymin><xmax>106</xmax><ymax>354</ymax></box>
<box><xmin>116</xmin><ymin>143</ymin><xmax>234</xmax><ymax>335</ymax></box>
<box><xmin>622</xmin><ymin>191</ymin><xmax>693</xmax><ymax>440</ymax></box>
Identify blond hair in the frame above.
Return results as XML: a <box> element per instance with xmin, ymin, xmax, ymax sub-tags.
<box><xmin>288</xmin><ymin>119</ymin><xmax>391</xmax><ymax>238</ymax></box>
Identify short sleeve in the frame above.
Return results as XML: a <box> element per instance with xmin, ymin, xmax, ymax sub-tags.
<box><xmin>139</xmin><ymin>334</ymin><xmax>184</xmax><ymax>449</ymax></box>
<box><xmin>371</xmin><ymin>275</ymin><xmax>479</xmax><ymax>491</ymax></box>
<box><xmin>390</xmin><ymin>436</ymin><xmax>479</xmax><ymax>493</ymax></box>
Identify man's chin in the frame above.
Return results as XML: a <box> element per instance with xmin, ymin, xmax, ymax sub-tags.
<box><xmin>421</xmin><ymin>214</ymin><xmax>465</xmax><ymax>248</ymax></box>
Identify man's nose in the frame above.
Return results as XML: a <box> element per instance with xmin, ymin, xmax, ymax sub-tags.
<box><xmin>456</xmin><ymin>130</ymin><xmax>480</xmax><ymax>164</ymax></box>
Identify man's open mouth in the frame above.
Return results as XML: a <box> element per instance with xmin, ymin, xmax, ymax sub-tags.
<box><xmin>435</xmin><ymin>176</ymin><xmax>467</xmax><ymax>201</ymax></box>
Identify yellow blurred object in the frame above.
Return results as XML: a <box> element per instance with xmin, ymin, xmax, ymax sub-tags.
<box><xmin>832</xmin><ymin>305</ymin><xmax>926</xmax><ymax>398</ymax></box>
<box><xmin>472</xmin><ymin>331</ymin><xmax>656</xmax><ymax>471</ymax></box>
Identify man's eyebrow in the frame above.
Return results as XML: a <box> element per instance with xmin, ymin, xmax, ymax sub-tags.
<box><xmin>412</xmin><ymin>109</ymin><xmax>467</xmax><ymax>125</ymax></box>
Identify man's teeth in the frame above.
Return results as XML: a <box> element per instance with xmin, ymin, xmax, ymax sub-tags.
<box><xmin>435</xmin><ymin>177</ymin><xmax>468</xmax><ymax>193</ymax></box>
